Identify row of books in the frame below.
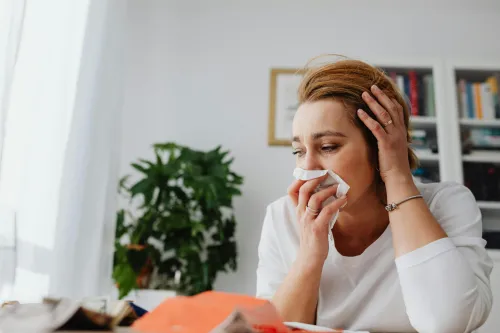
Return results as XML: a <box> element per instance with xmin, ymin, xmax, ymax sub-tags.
<box><xmin>464</xmin><ymin>163</ymin><xmax>500</xmax><ymax>201</ymax></box>
<box><xmin>388</xmin><ymin>71</ymin><xmax>435</xmax><ymax>117</ymax></box>
<box><xmin>412</xmin><ymin>166</ymin><xmax>440</xmax><ymax>183</ymax></box>
<box><xmin>457</xmin><ymin>75</ymin><xmax>500</xmax><ymax>120</ymax></box>
<box><xmin>463</xmin><ymin>128</ymin><xmax>500</xmax><ymax>150</ymax></box>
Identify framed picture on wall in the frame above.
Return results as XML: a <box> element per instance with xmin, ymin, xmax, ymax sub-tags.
<box><xmin>268</xmin><ymin>68</ymin><xmax>305</xmax><ymax>146</ymax></box>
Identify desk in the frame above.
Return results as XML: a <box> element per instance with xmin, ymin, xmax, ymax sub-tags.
<box><xmin>62</xmin><ymin>331</ymin><xmax>137</xmax><ymax>333</ymax></box>
<box><xmin>23</xmin><ymin>327</ymin><xmax>141</xmax><ymax>333</ymax></box>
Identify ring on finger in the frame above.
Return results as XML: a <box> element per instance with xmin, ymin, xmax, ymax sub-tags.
<box><xmin>383</xmin><ymin>119</ymin><xmax>393</xmax><ymax>128</ymax></box>
<box><xmin>306</xmin><ymin>205</ymin><xmax>321</xmax><ymax>216</ymax></box>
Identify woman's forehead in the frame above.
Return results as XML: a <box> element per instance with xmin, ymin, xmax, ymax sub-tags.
<box><xmin>293</xmin><ymin>100</ymin><xmax>355</xmax><ymax>138</ymax></box>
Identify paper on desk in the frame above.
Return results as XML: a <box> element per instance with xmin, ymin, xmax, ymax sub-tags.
<box><xmin>0</xmin><ymin>298</ymin><xmax>138</xmax><ymax>332</ymax></box>
<box><xmin>285</xmin><ymin>321</ymin><xmax>369</xmax><ymax>332</ymax></box>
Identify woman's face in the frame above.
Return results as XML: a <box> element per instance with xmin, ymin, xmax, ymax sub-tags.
<box><xmin>292</xmin><ymin>99</ymin><xmax>375</xmax><ymax>207</ymax></box>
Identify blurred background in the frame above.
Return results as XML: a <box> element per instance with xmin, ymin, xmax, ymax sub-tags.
<box><xmin>1</xmin><ymin>0</ymin><xmax>500</xmax><ymax>328</ymax></box>
<box><xmin>121</xmin><ymin>0</ymin><xmax>500</xmax><ymax>295</ymax></box>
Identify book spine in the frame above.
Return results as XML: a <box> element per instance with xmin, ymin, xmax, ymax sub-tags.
<box><xmin>423</xmin><ymin>75</ymin><xmax>430</xmax><ymax>117</ymax></box>
<box><xmin>458</xmin><ymin>79</ymin><xmax>465</xmax><ymax>118</ymax></box>
<box><xmin>424</xmin><ymin>75</ymin><xmax>435</xmax><ymax>117</ymax></box>
<box><xmin>481</xmin><ymin>82</ymin><xmax>494</xmax><ymax>120</ymax></box>
<box><xmin>428</xmin><ymin>75</ymin><xmax>435</xmax><ymax>117</ymax></box>
<box><xmin>466</xmin><ymin>83</ymin><xmax>474</xmax><ymax>119</ymax></box>
<box><xmin>474</xmin><ymin>83</ymin><xmax>483</xmax><ymax>119</ymax></box>
<box><xmin>409</xmin><ymin>71</ymin><xmax>419</xmax><ymax>116</ymax></box>
<box><xmin>418</xmin><ymin>75</ymin><xmax>425</xmax><ymax>116</ymax></box>
<box><xmin>396</xmin><ymin>75</ymin><xmax>405</xmax><ymax>96</ymax></box>
<box><xmin>404</xmin><ymin>75</ymin><xmax>410</xmax><ymax>99</ymax></box>
<box><xmin>459</xmin><ymin>79</ymin><xmax>468</xmax><ymax>119</ymax></box>
<box><xmin>488</xmin><ymin>75</ymin><xmax>500</xmax><ymax>118</ymax></box>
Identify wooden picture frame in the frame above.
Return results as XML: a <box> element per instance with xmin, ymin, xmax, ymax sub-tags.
<box><xmin>268</xmin><ymin>68</ymin><xmax>305</xmax><ymax>146</ymax></box>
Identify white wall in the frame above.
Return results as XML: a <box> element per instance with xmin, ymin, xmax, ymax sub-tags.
<box><xmin>120</xmin><ymin>0</ymin><xmax>500</xmax><ymax>295</ymax></box>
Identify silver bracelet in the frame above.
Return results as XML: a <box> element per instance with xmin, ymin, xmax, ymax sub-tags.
<box><xmin>385</xmin><ymin>194</ymin><xmax>423</xmax><ymax>212</ymax></box>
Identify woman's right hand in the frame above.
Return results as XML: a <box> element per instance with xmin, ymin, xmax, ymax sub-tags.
<box><xmin>288</xmin><ymin>175</ymin><xmax>348</xmax><ymax>269</ymax></box>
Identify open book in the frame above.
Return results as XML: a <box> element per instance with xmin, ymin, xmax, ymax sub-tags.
<box><xmin>0</xmin><ymin>297</ymin><xmax>141</xmax><ymax>331</ymax></box>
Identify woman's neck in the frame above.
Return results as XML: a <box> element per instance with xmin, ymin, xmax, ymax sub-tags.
<box><xmin>333</xmin><ymin>185</ymin><xmax>389</xmax><ymax>257</ymax></box>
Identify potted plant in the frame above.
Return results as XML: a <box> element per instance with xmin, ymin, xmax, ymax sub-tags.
<box><xmin>113</xmin><ymin>142</ymin><xmax>243</xmax><ymax>303</ymax></box>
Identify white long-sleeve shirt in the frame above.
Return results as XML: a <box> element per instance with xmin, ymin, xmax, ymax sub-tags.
<box><xmin>256</xmin><ymin>182</ymin><xmax>493</xmax><ymax>333</ymax></box>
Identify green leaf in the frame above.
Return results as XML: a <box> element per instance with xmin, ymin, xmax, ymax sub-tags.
<box><xmin>154</xmin><ymin>142</ymin><xmax>180</xmax><ymax>152</ymax></box>
<box><xmin>114</xmin><ymin>265</ymin><xmax>138</xmax><ymax>299</ymax></box>
<box><xmin>131</xmin><ymin>163</ymin><xmax>149</xmax><ymax>175</ymax></box>
<box><xmin>138</xmin><ymin>159</ymin><xmax>156</xmax><ymax>168</ymax></box>
<box><xmin>118</xmin><ymin>176</ymin><xmax>130</xmax><ymax>191</ymax></box>
<box><xmin>155</xmin><ymin>152</ymin><xmax>163</xmax><ymax>167</ymax></box>
<box><xmin>115</xmin><ymin>210</ymin><xmax>128</xmax><ymax>239</ymax></box>
<box><xmin>129</xmin><ymin>178</ymin><xmax>155</xmax><ymax>205</ymax></box>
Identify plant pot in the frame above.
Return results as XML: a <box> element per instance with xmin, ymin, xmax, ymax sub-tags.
<box><xmin>123</xmin><ymin>289</ymin><xmax>176</xmax><ymax>311</ymax></box>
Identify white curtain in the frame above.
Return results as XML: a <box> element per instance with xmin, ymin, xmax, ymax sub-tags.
<box><xmin>0</xmin><ymin>0</ymin><xmax>127</xmax><ymax>301</ymax></box>
<box><xmin>0</xmin><ymin>0</ymin><xmax>25</xmax><ymax>164</ymax></box>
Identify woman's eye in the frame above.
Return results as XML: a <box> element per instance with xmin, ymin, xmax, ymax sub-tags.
<box><xmin>292</xmin><ymin>150</ymin><xmax>304</xmax><ymax>157</ymax></box>
<box><xmin>322</xmin><ymin>145</ymin><xmax>339</xmax><ymax>152</ymax></box>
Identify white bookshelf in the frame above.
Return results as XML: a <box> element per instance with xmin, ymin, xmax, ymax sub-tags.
<box><xmin>446</xmin><ymin>59</ymin><xmax>500</xmax><ymax>212</ymax></box>
<box><xmin>462</xmin><ymin>151</ymin><xmax>500</xmax><ymax>163</ymax></box>
<box><xmin>370</xmin><ymin>58</ymin><xmax>446</xmax><ymax>182</ymax></box>
<box><xmin>363</xmin><ymin>58</ymin><xmax>500</xmax><ymax>212</ymax></box>
<box><xmin>478</xmin><ymin>201</ymin><xmax>500</xmax><ymax>210</ymax></box>
<box><xmin>459</xmin><ymin>118</ymin><xmax>500</xmax><ymax>128</ymax></box>
<box><xmin>415</xmin><ymin>149</ymin><xmax>439</xmax><ymax>162</ymax></box>
<box><xmin>410</xmin><ymin>116</ymin><xmax>437</xmax><ymax>128</ymax></box>
<box><xmin>368</xmin><ymin>59</ymin><xmax>500</xmax><ymax>333</ymax></box>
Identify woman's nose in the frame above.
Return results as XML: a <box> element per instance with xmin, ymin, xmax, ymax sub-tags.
<box><xmin>303</xmin><ymin>152</ymin><xmax>323</xmax><ymax>171</ymax></box>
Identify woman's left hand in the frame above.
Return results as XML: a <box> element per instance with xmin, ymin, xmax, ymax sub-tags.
<box><xmin>357</xmin><ymin>85</ymin><xmax>412</xmax><ymax>184</ymax></box>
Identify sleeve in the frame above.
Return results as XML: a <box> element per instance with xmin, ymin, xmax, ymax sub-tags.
<box><xmin>395</xmin><ymin>183</ymin><xmax>493</xmax><ymax>333</ymax></box>
<box><xmin>256</xmin><ymin>205</ymin><xmax>288</xmax><ymax>300</ymax></box>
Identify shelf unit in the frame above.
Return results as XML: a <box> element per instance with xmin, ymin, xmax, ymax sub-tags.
<box><xmin>372</xmin><ymin>58</ymin><xmax>443</xmax><ymax>183</ymax></box>
<box><xmin>446</xmin><ymin>60</ymin><xmax>500</xmax><ymax>211</ymax></box>
<box><xmin>368</xmin><ymin>58</ymin><xmax>500</xmax><ymax>213</ymax></box>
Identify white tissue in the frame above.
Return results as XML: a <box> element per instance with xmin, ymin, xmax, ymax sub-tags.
<box><xmin>293</xmin><ymin>168</ymin><xmax>350</xmax><ymax>229</ymax></box>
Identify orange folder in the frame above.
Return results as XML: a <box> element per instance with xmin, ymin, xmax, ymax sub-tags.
<box><xmin>132</xmin><ymin>291</ymin><xmax>269</xmax><ymax>333</ymax></box>
<box><xmin>132</xmin><ymin>291</ymin><xmax>338</xmax><ymax>333</ymax></box>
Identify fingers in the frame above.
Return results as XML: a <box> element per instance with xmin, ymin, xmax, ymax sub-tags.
<box><xmin>361</xmin><ymin>90</ymin><xmax>394</xmax><ymax>132</ymax></box>
<box><xmin>297</xmin><ymin>174</ymin><xmax>328</xmax><ymax>212</ymax></box>
<box><xmin>315</xmin><ymin>195</ymin><xmax>348</xmax><ymax>226</ymax></box>
<box><xmin>392</xmin><ymin>98</ymin><xmax>405</xmax><ymax>127</ymax></box>
<box><xmin>307</xmin><ymin>184</ymin><xmax>339</xmax><ymax>211</ymax></box>
<box><xmin>357</xmin><ymin>109</ymin><xmax>388</xmax><ymax>142</ymax></box>
<box><xmin>287</xmin><ymin>179</ymin><xmax>306</xmax><ymax>206</ymax></box>
<box><xmin>370</xmin><ymin>85</ymin><xmax>401</xmax><ymax>128</ymax></box>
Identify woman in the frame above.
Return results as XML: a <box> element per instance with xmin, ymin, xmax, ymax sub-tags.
<box><xmin>256</xmin><ymin>59</ymin><xmax>493</xmax><ymax>333</ymax></box>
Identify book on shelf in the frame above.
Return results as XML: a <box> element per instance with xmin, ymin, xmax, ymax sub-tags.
<box><xmin>457</xmin><ymin>74</ymin><xmax>500</xmax><ymax>120</ymax></box>
<box><xmin>423</xmin><ymin>74</ymin><xmax>435</xmax><ymax>117</ymax></box>
<box><xmin>409</xmin><ymin>71</ymin><xmax>419</xmax><ymax>116</ymax></box>
<box><xmin>464</xmin><ymin>128</ymin><xmax>500</xmax><ymax>150</ymax></box>
<box><xmin>464</xmin><ymin>163</ymin><xmax>500</xmax><ymax>201</ymax></box>
<box><xmin>388</xmin><ymin>71</ymin><xmax>435</xmax><ymax>117</ymax></box>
